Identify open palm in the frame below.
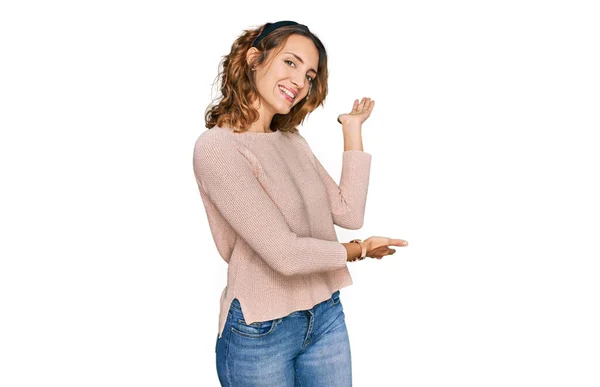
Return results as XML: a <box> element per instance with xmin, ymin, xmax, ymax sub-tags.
<box><xmin>337</xmin><ymin>97</ymin><xmax>375</xmax><ymax>126</ymax></box>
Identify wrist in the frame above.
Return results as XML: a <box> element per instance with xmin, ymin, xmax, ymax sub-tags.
<box><xmin>341</xmin><ymin>123</ymin><xmax>362</xmax><ymax>133</ymax></box>
<box><xmin>348</xmin><ymin>239</ymin><xmax>367</xmax><ymax>262</ymax></box>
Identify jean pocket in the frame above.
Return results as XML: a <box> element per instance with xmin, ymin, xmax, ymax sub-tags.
<box><xmin>231</xmin><ymin>317</ymin><xmax>282</xmax><ymax>338</ymax></box>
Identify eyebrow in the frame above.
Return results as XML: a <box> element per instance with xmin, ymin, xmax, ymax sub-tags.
<box><xmin>283</xmin><ymin>52</ymin><xmax>318</xmax><ymax>75</ymax></box>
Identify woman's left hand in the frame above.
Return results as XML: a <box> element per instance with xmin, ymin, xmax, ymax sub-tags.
<box><xmin>337</xmin><ymin>97</ymin><xmax>375</xmax><ymax>126</ymax></box>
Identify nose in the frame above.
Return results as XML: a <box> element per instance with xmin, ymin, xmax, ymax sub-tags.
<box><xmin>290</xmin><ymin>74</ymin><xmax>305</xmax><ymax>90</ymax></box>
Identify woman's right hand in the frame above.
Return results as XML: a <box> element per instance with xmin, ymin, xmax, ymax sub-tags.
<box><xmin>364</xmin><ymin>236</ymin><xmax>408</xmax><ymax>259</ymax></box>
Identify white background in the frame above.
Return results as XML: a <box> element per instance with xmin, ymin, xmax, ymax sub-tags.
<box><xmin>1</xmin><ymin>0</ymin><xmax>599</xmax><ymax>386</ymax></box>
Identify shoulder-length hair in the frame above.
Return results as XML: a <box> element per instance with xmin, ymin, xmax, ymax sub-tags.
<box><xmin>205</xmin><ymin>23</ymin><xmax>329</xmax><ymax>134</ymax></box>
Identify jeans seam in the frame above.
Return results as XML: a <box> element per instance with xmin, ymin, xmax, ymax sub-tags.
<box><xmin>225</xmin><ymin>312</ymin><xmax>233</xmax><ymax>386</ymax></box>
<box><xmin>295</xmin><ymin>363</ymin><xmax>302</xmax><ymax>386</ymax></box>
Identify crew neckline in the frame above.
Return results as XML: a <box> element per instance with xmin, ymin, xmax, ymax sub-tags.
<box><xmin>218</xmin><ymin>126</ymin><xmax>284</xmax><ymax>139</ymax></box>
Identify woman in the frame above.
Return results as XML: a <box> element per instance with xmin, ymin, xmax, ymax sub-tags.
<box><xmin>193</xmin><ymin>20</ymin><xmax>408</xmax><ymax>386</ymax></box>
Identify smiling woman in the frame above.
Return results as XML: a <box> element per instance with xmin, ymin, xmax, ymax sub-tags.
<box><xmin>205</xmin><ymin>21</ymin><xmax>329</xmax><ymax>134</ymax></box>
<box><xmin>195</xmin><ymin>20</ymin><xmax>407</xmax><ymax>387</ymax></box>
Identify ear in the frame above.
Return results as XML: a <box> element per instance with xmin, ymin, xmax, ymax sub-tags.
<box><xmin>246</xmin><ymin>47</ymin><xmax>259</xmax><ymax>68</ymax></box>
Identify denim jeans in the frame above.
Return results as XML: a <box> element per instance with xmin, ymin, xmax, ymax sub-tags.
<box><xmin>215</xmin><ymin>290</ymin><xmax>352</xmax><ymax>386</ymax></box>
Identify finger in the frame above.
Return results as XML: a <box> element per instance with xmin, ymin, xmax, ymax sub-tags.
<box><xmin>370</xmin><ymin>246</ymin><xmax>387</xmax><ymax>255</ymax></box>
<box><xmin>391</xmin><ymin>239</ymin><xmax>408</xmax><ymax>246</ymax></box>
<box><xmin>369</xmin><ymin>100</ymin><xmax>375</xmax><ymax>110</ymax></box>
<box><xmin>358</xmin><ymin>97</ymin><xmax>367</xmax><ymax>110</ymax></box>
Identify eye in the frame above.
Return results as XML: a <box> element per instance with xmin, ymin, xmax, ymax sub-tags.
<box><xmin>285</xmin><ymin>60</ymin><xmax>314</xmax><ymax>84</ymax></box>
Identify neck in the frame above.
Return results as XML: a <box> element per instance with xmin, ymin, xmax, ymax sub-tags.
<box><xmin>250</xmin><ymin>122</ymin><xmax>273</xmax><ymax>133</ymax></box>
<box><xmin>248</xmin><ymin>98</ymin><xmax>275</xmax><ymax>133</ymax></box>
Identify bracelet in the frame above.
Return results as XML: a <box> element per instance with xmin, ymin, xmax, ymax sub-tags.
<box><xmin>348</xmin><ymin>239</ymin><xmax>367</xmax><ymax>262</ymax></box>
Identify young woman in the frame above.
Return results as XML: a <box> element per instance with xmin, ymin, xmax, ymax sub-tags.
<box><xmin>193</xmin><ymin>20</ymin><xmax>408</xmax><ymax>386</ymax></box>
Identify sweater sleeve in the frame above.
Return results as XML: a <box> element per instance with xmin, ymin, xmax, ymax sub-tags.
<box><xmin>311</xmin><ymin>150</ymin><xmax>372</xmax><ymax>230</ymax></box>
<box><xmin>193</xmin><ymin>133</ymin><xmax>349</xmax><ymax>277</ymax></box>
<box><xmin>292</xmin><ymin>133</ymin><xmax>372</xmax><ymax>230</ymax></box>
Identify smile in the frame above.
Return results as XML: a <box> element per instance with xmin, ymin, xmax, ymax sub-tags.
<box><xmin>278</xmin><ymin>85</ymin><xmax>296</xmax><ymax>102</ymax></box>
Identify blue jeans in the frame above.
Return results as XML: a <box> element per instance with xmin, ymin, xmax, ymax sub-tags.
<box><xmin>215</xmin><ymin>290</ymin><xmax>352</xmax><ymax>386</ymax></box>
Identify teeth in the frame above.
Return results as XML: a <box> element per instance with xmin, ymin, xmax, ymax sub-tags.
<box><xmin>279</xmin><ymin>86</ymin><xmax>295</xmax><ymax>99</ymax></box>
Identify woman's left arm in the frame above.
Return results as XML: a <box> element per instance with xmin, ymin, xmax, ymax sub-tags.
<box><xmin>294</xmin><ymin>97</ymin><xmax>376</xmax><ymax>229</ymax></box>
<box><xmin>311</xmin><ymin>139</ymin><xmax>372</xmax><ymax>230</ymax></box>
<box><xmin>320</xmin><ymin>97</ymin><xmax>376</xmax><ymax>228</ymax></box>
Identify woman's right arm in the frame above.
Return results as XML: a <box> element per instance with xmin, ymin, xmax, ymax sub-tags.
<box><xmin>193</xmin><ymin>134</ymin><xmax>351</xmax><ymax>277</ymax></box>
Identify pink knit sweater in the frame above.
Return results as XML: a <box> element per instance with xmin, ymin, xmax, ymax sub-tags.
<box><xmin>192</xmin><ymin>125</ymin><xmax>372</xmax><ymax>338</ymax></box>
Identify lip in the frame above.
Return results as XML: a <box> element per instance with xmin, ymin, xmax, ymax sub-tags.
<box><xmin>278</xmin><ymin>85</ymin><xmax>297</xmax><ymax>99</ymax></box>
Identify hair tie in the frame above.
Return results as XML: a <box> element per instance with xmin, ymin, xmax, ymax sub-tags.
<box><xmin>252</xmin><ymin>21</ymin><xmax>302</xmax><ymax>47</ymax></box>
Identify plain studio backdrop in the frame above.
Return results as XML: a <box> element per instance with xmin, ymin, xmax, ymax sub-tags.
<box><xmin>1</xmin><ymin>0</ymin><xmax>599</xmax><ymax>386</ymax></box>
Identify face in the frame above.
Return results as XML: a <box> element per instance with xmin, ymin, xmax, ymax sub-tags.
<box><xmin>249</xmin><ymin>34</ymin><xmax>319</xmax><ymax>117</ymax></box>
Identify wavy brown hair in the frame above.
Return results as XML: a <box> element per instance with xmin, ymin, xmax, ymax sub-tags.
<box><xmin>205</xmin><ymin>23</ymin><xmax>329</xmax><ymax>134</ymax></box>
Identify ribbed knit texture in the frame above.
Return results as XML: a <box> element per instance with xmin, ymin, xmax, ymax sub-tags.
<box><xmin>192</xmin><ymin>125</ymin><xmax>372</xmax><ymax>338</ymax></box>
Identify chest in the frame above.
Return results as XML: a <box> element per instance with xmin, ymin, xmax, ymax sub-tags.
<box><xmin>254</xmin><ymin>147</ymin><xmax>330</xmax><ymax>226</ymax></box>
